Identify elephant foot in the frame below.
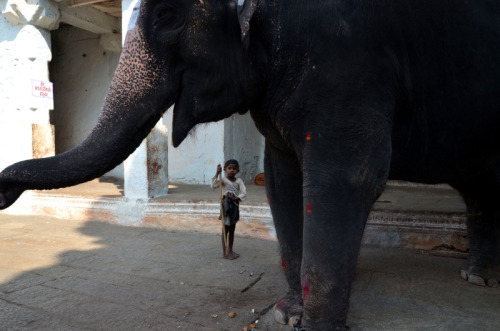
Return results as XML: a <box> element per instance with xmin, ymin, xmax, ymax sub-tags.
<box><xmin>273</xmin><ymin>294</ymin><xmax>350</xmax><ymax>330</ymax></box>
<box><xmin>273</xmin><ymin>294</ymin><xmax>303</xmax><ymax>326</ymax></box>
<box><xmin>460</xmin><ymin>263</ymin><xmax>500</xmax><ymax>288</ymax></box>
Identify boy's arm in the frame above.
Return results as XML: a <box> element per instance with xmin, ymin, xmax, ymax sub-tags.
<box><xmin>210</xmin><ymin>164</ymin><xmax>222</xmax><ymax>189</ymax></box>
<box><xmin>237</xmin><ymin>179</ymin><xmax>247</xmax><ymax>201</ymax></box>
<box><xmin>211</xmin><ymin>175</ymin><xmax>220</xmax><ymax>189</ymax></box>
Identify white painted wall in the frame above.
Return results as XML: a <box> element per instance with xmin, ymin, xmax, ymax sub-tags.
<box><xmin>50</xmin><ymin>25</ymin><xmax>122</xmax><ymax>178</ymax></box>
<box><xmin>164</xmin><ymin>111</ymin><xmax>225</xmax><ymax>185</ymax></box>
<box><xmin>163</xmin><ymin>112</ymin><xmax>264</xmax><ymax>184</ymax></box>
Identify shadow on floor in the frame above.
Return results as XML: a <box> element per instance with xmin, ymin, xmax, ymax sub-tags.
<box><xmin>0</xmin><ymin>214</ymin><xmax>284</xmax><ymax>330</ymax></box>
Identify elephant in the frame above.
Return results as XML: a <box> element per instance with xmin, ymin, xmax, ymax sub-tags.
<box><xmin>1</xmin><ymin>0</ymin><xmax>500</xmax><ymax>329</ymax></box>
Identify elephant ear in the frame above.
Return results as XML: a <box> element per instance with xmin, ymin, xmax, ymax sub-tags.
<box><xmin>237</xmin><ymin>0</ymin><xmax>259</xmax><ymax>48</ymax></box>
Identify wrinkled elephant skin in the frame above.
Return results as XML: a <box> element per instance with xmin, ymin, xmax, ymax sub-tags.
<box><xmin>1</xmin><ymin>0</ymin><xmax>500</xmax><ymax>329</ymax></box>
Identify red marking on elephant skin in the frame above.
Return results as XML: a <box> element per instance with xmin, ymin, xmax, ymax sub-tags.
<box><xmin>281</xmin><ymin>259</ymin><xmax>287</xmax><ymax>271</ymax></box>
<box><xmin>303</xmin><ymin>282</ymin><xmax>310</xmax><ymax>299</ymax></box>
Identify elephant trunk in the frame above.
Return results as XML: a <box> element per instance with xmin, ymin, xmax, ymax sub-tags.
<box><xmin>0</xmin><ymin>26</ymin><xmax>169</xmax><ymax>209</ymax></box>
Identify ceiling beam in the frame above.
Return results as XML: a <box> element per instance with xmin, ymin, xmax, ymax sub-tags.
<box><xmin>66</xmin><ymin>0</ymin><xmax>109</xmax><ymax>8</ymax></box>
<box><xmin>58</xmin><ymin>0</ymin><xmax>121</xmax><ymax>34</ymax></box>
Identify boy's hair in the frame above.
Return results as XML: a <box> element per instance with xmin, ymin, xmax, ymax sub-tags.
<box><xmin>224</xmin><ymin>159</ymin><xmax>239</xmax><ymax>170</ymax></box>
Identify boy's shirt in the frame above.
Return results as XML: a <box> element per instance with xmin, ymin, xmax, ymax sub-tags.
<box><xmin>211</xmin><ymin>176</ymin><xmax>247</xmax><ymax>202</ymax></box>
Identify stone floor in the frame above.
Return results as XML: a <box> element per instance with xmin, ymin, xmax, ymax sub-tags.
<box><xmin>1</xmin><ymin>213</ymin><xmax>499</xmax><ymax>330</ymax></box>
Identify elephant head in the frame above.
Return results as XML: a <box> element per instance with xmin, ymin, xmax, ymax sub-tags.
<box><xmin>0</xmin><ymin>0</ymin><xmax>262</xmax><ymax>209</ymax></box>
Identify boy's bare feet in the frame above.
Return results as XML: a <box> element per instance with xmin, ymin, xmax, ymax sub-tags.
<box><xmin>224</xmin><ymin>253</ymin><xmax>236</xmax><ymax>260</ymax></box>
<box><xmin>224</xmin><ymin>251</ymin><xmax>240</xmax><ymax>260</ymax></box>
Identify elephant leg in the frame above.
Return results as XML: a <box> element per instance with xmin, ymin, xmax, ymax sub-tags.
<box><xmin>299</xmin><ymin>181</ymin><xmax>386</xmax><ymax>329</ymax></box>
<box><xmin>453</xmin><ymin>179</ymin><xmax>500</xmax><ymax>287</ymax></box>
<box><xmin>297</xmin><ymin>121</ymin><xmax>392</xmax><ymax>330</ymax></box>
<box><xmin>264</xmin><ymin>144</ymin><xmax>305</xmax><ymax>326</ymax></box>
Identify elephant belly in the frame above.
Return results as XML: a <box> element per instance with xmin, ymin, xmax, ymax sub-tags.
<box><xmin>389</xmin><ymin>108</ymin><xmax>500</xmax><ymax>185</ymax></box>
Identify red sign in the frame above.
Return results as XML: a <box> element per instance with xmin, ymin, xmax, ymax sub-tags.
<box><xmin>32</xmin><ymin>80</ymin><xmax>53</xmax><ymax>99</ymax></box>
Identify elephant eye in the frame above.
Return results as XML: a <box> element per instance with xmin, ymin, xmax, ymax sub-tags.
<box><xmin>151</xmin><ymin>2</ymin><xmax>186</xmax><ymax>45</ymax></box>
<box><xmin>157</xmin><ymin>9</ymin><xmax>167</xmax><ymax>19</ymax></box>
<box><xmin>152</xmin><ymin>3</ymin><xmax>183</xmax><ymax>32</ymax></box>
<box><xmin>153</xmin><ymin>6</ymin><xmax>172</xmax><ymax>26</ymax></box>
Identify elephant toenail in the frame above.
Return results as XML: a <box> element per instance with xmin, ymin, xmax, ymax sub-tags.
<box><xmin>273</xmin><ymin>305</ymin><xmax>286</xmax><ymax>325</ymax></box>
<box><xmin>468</xmin><ymin>274</ymin><xmax>486</xmax><ymax>286</ymax></box>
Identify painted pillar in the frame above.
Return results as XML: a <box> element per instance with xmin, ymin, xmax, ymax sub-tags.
<box><xmin>124</xmin><ymin>121</ymin><xmax>168</xmax><ymax>198</ymax></box>
<box><xmin>122</xmin><ymin>0</ymin><xmax>168</xmax><ymax>198</ymax></box>
<box><xmin>0</xmin><ymin>0</ymin><xmax>58</xmax><ymax>171</ymax></box>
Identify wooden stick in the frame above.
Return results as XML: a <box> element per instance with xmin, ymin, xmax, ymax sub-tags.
<box><xmin>219</xmin><ymin>172</ymin><xmax>229</xmax><ymax>255</ymax></box>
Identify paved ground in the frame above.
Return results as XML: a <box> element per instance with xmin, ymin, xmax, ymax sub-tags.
<box><xmin>1</xmin><ymin>213</ymin><xmax>499</xmax><ymax>330</ymax></box>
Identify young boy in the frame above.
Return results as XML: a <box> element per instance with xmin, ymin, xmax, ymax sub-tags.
<box><xmin>211</xmin><ymin>159</ymin><xmax>247</xmax><ymax>260</ymax></box>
